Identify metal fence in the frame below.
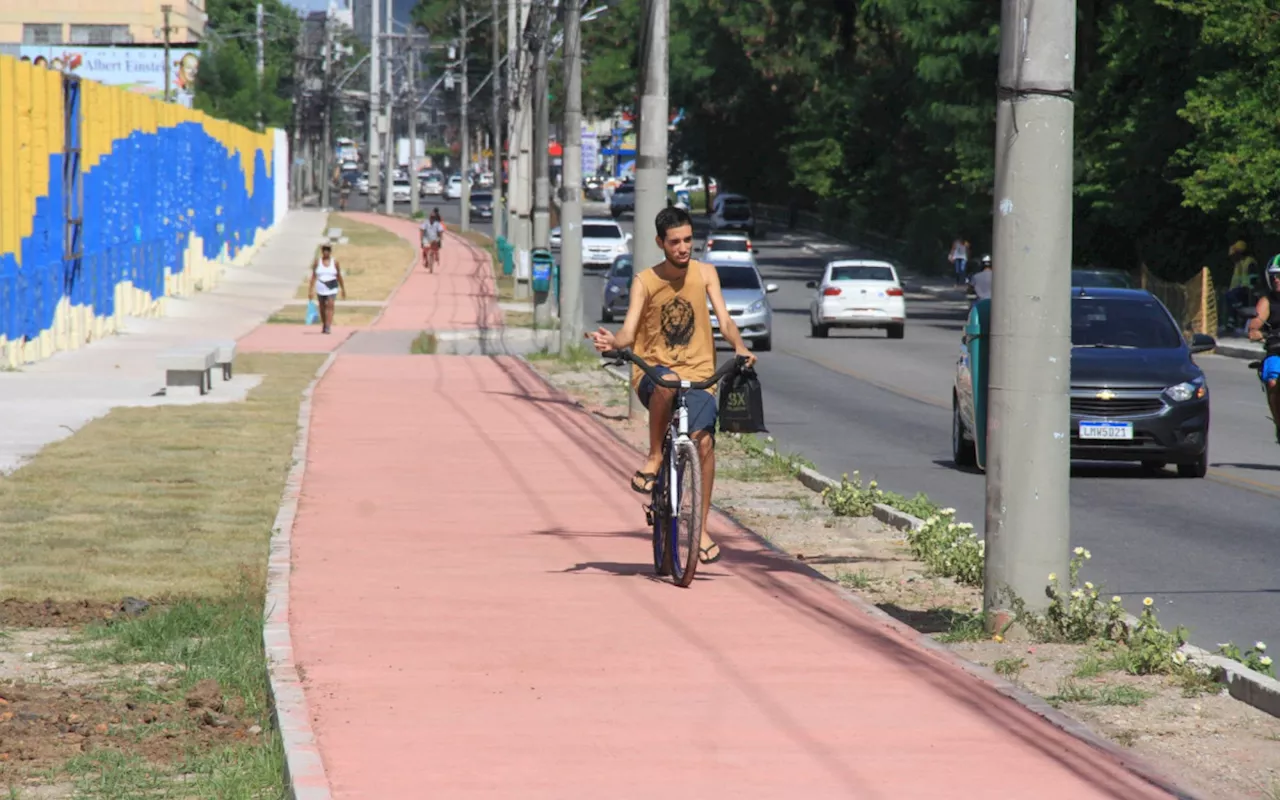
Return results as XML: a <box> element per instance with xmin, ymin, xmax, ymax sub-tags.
<box><xmin>1139</xmin><ymin>265</ymin><xmax>1218</xmax><ymax>337</ymax></box>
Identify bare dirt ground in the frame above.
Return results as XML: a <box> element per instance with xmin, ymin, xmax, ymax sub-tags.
<box><xmin>532</xmin><ymin>355</ymin><xmax>1280</xmax><ymax>800</ymax></box>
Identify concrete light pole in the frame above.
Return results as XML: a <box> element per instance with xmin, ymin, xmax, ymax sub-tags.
<box><xmin>559</xmin><ymin>0</ymin><xmax>583</xmax><ymax>353</ymax></box>
<box><xmin>983</xmin><ymin>0</ymin><xmax>1076</xmax><ymax>623</ymax></box>
<box><xmin>633</xmin><ymin>0</ymin><xmax>667</xmax><ymax>272</ymax></box>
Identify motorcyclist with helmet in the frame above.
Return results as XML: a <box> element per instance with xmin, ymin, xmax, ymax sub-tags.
<box><xmin>1246</xmin><ymin>259</ymin><xmax>1280</xmax><ymax>442</ymax></box>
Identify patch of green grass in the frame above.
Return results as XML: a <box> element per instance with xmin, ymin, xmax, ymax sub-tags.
<box><xmin>77</xmin><ymin>589</ymin><xmax>270</xmax><ymax>715</ymax></box>
<box><xmin>934</xmin><ymin>609</ymin><xmax>990</xmax><ymax>643</ymax></box>
<box><xmin>720</xmin><ymin>433</ymin><xmax>813</xmax><ymax>482</ymax></box>
<box><xmin>527</xmin><ymin>343</ymin><xmax>599</xmax><ymax>368</ymax></box>
<box><xmin>62</xmin><ymin>738</ymin><xmax>286</xmax><ymax>800</ymax></box>
<box><xmin>837</xmin><ymin>569</ymin><xmax>875</xmax><ymax>590</ymax></box>
<box><xmin>1048</xmin><ymin>679</ymin><xmax>1152</xmax><ymax>707</ymax></box>
<box><xmin>61</xmin><ymin>589</ymin><xmax>285</xmax><ymax>797</ymax></box>
<box><xmin>409</xmin><ymin>331</ymin><xmax>439</xmax><ymax>354</ymax></box>
<box><xmin>1074</xmin><ymin>654</ymin><xmax>1104</xmax><ymax>678</ymax></box>
<box><xmin>993</xmin><ymin>656</ymin><xmax>1027</xmax><ymax>682</ymax></box>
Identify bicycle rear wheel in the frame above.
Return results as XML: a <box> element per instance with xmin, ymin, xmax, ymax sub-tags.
<box><xmin>667</xmin><ymin>439</ymin><xmax>704</xmax><ymax>587</ymax></box>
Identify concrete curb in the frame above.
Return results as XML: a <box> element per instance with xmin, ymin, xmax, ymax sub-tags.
<box><xmin>516</xmin><ymin>355</ymin><xmax>1203</xmax><ymax>800</ymax></box>
<box><xmin>1212</xmin><ymin>341</ymin><xmax>1263</xmax><ymax>361</ymax></box>
<box><xmin>263</xmin><ymin>351</ymin><xmax>340</xmax><ymax>800</ymax></box>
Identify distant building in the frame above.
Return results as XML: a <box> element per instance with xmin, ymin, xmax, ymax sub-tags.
<box><xmin>328</xmin><ymin>0</ymin><xmax>354</xmax><ymax>31</ymax></box>
<box><xmin>0</xmin><ymin>0</ymin><xmax>206</xmax><ymax>45</ymax></box>
<box><xmin>351</xmin><ymin>0</ymin><xmax>415</xmax><ymax>44</ymax></box>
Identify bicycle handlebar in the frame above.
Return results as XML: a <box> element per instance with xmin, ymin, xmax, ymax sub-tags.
<box><xmin>601</xmin><ymin>348</ymin><xmax>746</xmax><ymax>390</ymax></box>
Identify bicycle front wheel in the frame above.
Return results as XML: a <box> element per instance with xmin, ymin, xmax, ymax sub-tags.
<box><xmin>668</xmin><ymin>439</ymin><xmax>704</xmax><ymax>588</ymax></box>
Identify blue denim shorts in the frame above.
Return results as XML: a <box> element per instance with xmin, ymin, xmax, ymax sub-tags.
<box><xmin>637</xmin><ymin>366</ymin><xmax>718</xmax><ymax>437</ymax></box>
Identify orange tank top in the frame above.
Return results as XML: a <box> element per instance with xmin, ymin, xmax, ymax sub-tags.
<box><xmin>631</xmin><ymin>261</ymin><xmax>717</xmax><ymax>393</ymax></box>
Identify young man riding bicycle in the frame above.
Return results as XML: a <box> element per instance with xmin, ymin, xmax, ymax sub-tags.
<box><xmin>588</xmin><ymin>207</ymin><xmax>756</xmax><ymax>564</ymax></box>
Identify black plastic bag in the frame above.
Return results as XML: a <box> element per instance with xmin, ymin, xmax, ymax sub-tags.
<box><xmin>718</xmin><ymin>366</ymin><xmax>767</xmax><ymax>433</ymax></box>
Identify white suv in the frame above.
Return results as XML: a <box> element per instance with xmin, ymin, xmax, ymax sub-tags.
<box><xmin>580</xmin><ymin>218</ymin><xmax>632</xmax><ymax>270</ymax></box>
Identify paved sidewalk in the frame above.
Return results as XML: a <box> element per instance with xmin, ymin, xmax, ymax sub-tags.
<box><xmin>288</xmin><ymin>235</ymin><xmax>1185</xmax><ymax>799</ymax></box>
<box><xmin>0</xmin><ymin>210</ymin><xmax>326</xmax><ymax>473</ymax></box>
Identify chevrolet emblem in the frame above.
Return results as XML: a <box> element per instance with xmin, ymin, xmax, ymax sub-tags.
<box><xmin>1095</xmin><ymin>389</ymin><xmax>1117</xmax><ymax>401</ymax></box>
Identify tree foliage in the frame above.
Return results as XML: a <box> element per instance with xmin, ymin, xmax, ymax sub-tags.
<box><xmin>574</xmin><ymin>0</ymin><xmax>1280</xmax><ymax>277</ymax></box>
<box><xmin>194</xmin><ymin>0</ymin><xmax>300</xmax><ymax>130</ymax></box>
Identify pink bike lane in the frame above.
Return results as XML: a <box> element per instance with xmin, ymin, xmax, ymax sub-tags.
<box><xmin>285</xmin><ymin>220</ymin><xmax>1188</xmax><ymax>799</ymax></box>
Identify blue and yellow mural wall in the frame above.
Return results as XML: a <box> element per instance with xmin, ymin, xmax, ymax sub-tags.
<box><xmin>0</xmin><ymin>54</ymin><xmax>285</xmax><ymax>367</ymax></box>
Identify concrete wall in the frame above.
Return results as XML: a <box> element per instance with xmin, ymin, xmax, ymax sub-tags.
<box><xmin>0</xmin><ymin>54</ymin><xmax>284</xmax><ymax>367</ymax></box>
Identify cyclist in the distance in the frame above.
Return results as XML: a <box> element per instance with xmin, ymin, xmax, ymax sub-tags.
<box><xmin>588</xmin><ymin>207</ymin><xmax>756</xmax><ymax>564</ymax></box>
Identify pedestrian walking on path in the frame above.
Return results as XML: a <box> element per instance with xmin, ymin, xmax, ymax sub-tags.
<box><xmin>949</xmin><ymin>235</ymin><xmax>970</xmax><ymax>284</ymax></box>
<box><xmin>310</xmin><ymin>244</ymin><xmax>346</xmax><ymax>335</ymax></box>
<box><xmin>273</xmin><ymin>211</ymin><xmax>1189</xmax><ymax>800</ymax></box>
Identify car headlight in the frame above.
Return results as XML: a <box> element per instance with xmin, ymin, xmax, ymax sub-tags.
<box><xmin>747</xmin><ymin>298</ymin><xmax>765</xmax><ymax>314</ymax></box>
<box><xmin>607</xmin><ymin>285</ymin><xmax>620</xmax><ymax>295</ymax></box>
<box><xmin>1165</xmin><ymin>377</ymin><xmax>1206</xmax><ymax>402</ymax></box>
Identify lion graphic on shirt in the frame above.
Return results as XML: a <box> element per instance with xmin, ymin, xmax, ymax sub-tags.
<box><xmin>660</xmin><ymin>296</ymin><xmax>695</xmax><ymax>349</ymax></box>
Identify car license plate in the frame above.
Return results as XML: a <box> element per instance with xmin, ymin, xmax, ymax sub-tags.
<box><xmin>1079</xmin><ymin>421</ymin><xmax>1133</xmax><ymax>440</ymax></box>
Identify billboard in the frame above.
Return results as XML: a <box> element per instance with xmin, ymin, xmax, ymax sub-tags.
<box><xmin>17</xmin><ymin>46</ymin><xmax>200</xmax><ymax>108</ymax></box>
<box><xmin>581</xmin><ymin>125</ymin><xmax>599</xmax><ymax>177</ymax></box>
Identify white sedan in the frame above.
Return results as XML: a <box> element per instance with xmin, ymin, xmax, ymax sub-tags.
<box><xmin>807</xmin><ymin>259</ymin><xmax>906</xmax><ymax>339</ymax></box>
<box><xmin>445</xmin><ymin>175</ymin><xmax>464</xmax><ymax>200</ymax></box>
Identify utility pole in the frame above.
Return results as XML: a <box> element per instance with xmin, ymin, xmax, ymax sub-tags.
<box><xmin>408</xmin><ymin>34</ymin><xmax>420</xmax><ymax>217</ymax></box>
<box><xmin>368</xmin><ymin>0</ymin><xmax>382</xmax><ymax>204</ymax></box>
<box><xmin>559</xmin><ymin>0</ymin><xmax>583</xmax><ymax>353</ymax></box>
<box><xmin>255</xmin><ymin>2</ymin><xmax>266</xmax><ymax>130</ymax></box>
<box><xmin>459</xmin><ymin>1</ymin><xmax>471</xmax><ymax>232</ymax></box>
<box><xmin>531</xmin><ymin>38</ymin><xmax>549</xmax><ymax>251</ymax></box>
<box><xmin>491</xmin><ymin>0</ymin><xmax>504</xmax><ymax>236</ymax></box>
<box><xmin>382</xmin><ymin>0</ymin><xmax>395</xmax><ymax>216</ymax></box>
<box><xmin>320</xmin><ymin>15</ymin><xmax>333</xmax><ymax>210</ymax></box>
<box><xmin>161</xmin><ymin>5</ymin><xmax>173</xmax><ymax>102</ymax></box>
<box><xmin>983</xmin><ymin>0</ymin><xmax>1075</xmax><ymax>624</ymax></box>
<box><xmin>633</xmin><ymin>0</ymin><xmax>668</xmax><ymax>273</ymax></box>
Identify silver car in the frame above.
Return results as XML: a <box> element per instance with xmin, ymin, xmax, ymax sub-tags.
<box><xmin>704</xmin><ymin>256</ymin><xmax>777</xmax><ymax>351</ymax></box>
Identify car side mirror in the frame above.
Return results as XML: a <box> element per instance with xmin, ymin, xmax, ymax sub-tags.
<box><xmin>1188</xmin><ymin>333</ymin><xmax>1217</xmax><ymax>354</ymax></box>
<box><xmin>805</xmin><ymin>281</ymin><xmax>817</xmax><ymax>289</ymax></box>
<box><xmin>765</xmin><ymin>283</ymin><xmax>779</xmax><ymax>294</ymax></box>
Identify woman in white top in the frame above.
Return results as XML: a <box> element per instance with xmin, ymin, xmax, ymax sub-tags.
<box><xmin>949</xmin><ymin>237</ymin><xmax>969</xmax><ymax>285</ymax></box>
<box><xmin>309</xmin><ymin>244</ymin><xmax>347</xmax><ymax>334</ymax></box>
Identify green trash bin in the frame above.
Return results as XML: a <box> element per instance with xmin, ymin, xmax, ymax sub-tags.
<box><xmin>531</xmin><ymin>249</ymin><xmax>556</xmax><ymax>294</ymax></box>
<box><xmin>963</xmin><ymin>298</ymin><xmax>991</xmax><ymax>470</ymax></box>
<box><xmin>496</xmin><ymin>236</ymin><xmax>515</xmax><ymax>276</ymax></box>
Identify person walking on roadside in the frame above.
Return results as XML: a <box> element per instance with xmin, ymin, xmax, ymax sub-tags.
<box><xmin>949</xmin><ymin>236</ymin><xmax>970</xmax><ymax>285</ymax></box>
<box><xmin>421</xmin><ymin>209</ymin><xmax>445</xmax><ymax>273</ymax></box>
<box><xmin>309</xmin><ymin>244</ymin><xmax>346</xmax><ymax>335</ymax></box>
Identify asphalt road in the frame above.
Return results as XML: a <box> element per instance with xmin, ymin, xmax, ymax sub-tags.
<box><xmin>578</xmin><ymin>214</ymin><xmax>1280</xmax><ymax>652</ymax></box>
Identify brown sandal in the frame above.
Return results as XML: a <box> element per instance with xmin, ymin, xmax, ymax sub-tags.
<box><xmin>630</xmin><ymin>471</ymin><xmax>656</xmax><ymax>494</ymax></box>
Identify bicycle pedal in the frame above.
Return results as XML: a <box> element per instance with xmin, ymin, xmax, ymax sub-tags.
<box><xmin>643</xmin><ymin>504</ymin><xmax>655</xmax><ymax>526</ymax></box>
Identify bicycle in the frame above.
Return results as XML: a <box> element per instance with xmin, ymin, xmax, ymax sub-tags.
<box><xmin>601</xmin><ymin>348</ymin><xmax>746</xmax><ymax>586</ymax></box>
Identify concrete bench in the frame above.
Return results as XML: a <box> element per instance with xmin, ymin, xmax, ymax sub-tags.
<box><xmin>211</xmin><ymin>340</ymin><xmax>236</xmax><ymax>381</ymax></box>
<box><xmin>158</xmin><ymin>347</ymin><xmax>216</xmax><ymax>396</ymax></box>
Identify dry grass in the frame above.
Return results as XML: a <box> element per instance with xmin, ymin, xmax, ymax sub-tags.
<box><xmin>267</xmin><ymin>302</ymin><xmax>381</xmax><ymax>326</ymax></box>
<box><xmin>293</xmin><ymin>212</ymin><xmax>415</xmax><ymax>301</ymax></box>
<box><xmin>0</xmin><ymin>353</ymin><xmax>325</xmax><ymax>602</ymax></box>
